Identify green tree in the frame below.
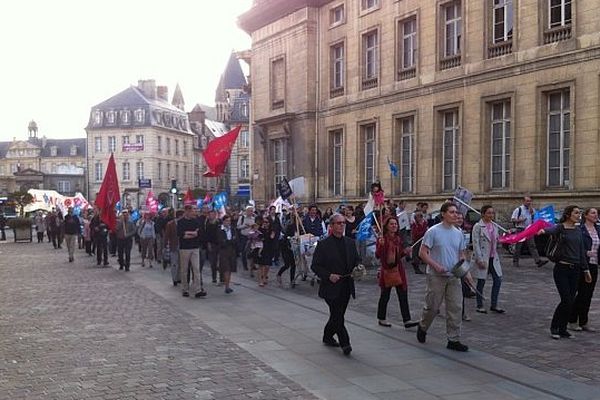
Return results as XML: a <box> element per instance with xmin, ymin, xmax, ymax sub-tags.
<box><xmin>8</xmin><ymin>191</ymin><xmax>34</xmax><ymax>216</ymax></box>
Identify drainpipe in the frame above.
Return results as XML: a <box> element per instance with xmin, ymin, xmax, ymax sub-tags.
<box><xmin>313</xmin><ymin>7</ymin><xmax>320</xmax><ymax>204</ymax></box>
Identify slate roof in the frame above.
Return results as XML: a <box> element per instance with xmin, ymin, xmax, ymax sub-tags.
<box><xmin>214</xmin><ymin>52</ymin><xmax>247</xmax><ymax>102</ymax></box>
<box><xmin>228</xmin><ymin>93</ymin><xmax>250</xmax><ymax>124</ymax></box>
<box><xmin>204</xmin><ymin>119</ymin><xmax>228</xmax><ymax>138</ymax></box>
<box><xmin>0</xmin><ymin>138</ymin><xmax>86</xmax><ymax>159</ymax></box>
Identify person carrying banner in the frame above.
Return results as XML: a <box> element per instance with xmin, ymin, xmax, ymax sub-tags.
<box><xmin>538</xmin><ymin>206</ymin><xmax>592</xmax><ymax>339</ymax></box>
<box><xmin>511</xmin><ymin>196</ymin><xmax>548</xmax><ymax>268</ymax></box>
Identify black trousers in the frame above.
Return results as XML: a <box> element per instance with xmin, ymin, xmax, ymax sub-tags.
<box><xmin>49</xmin><ymin>231</ymin><xmax>58</xmax><ymax>248</ymax></box>
<box><xmin>85</xmin><ymin>240</ymin><xmax>93</xmax><ymax>255</ymax></box>
<box><xmin>570</xmin><ymin>264</ymin><xmax>598</xmax><ymax>327</ymax></box>
<box><xmin>37</xmin><ymin>231</ymin><xmax>44</xmax><ymax>243</ymax></box>
<box><xmin>277</xmin><ymin>245</ymin><xmax>296</xmax><ymax>284</ymax></box>
<box><xmin>323</xmin><ymin>283</ymin><xmax>352</xmax><ymax>348</ymax></box>
<box><xmin>117</xmin><ymin>237</ymin><xmax>133</xmax><ymax>270</ymax></box>
<box><xmin>551</xmin><ymin>263</ymin><xmax>580</xmax><ymax>333</ymax></box>
<box><xmin>0</xmin><ymin>227</ymin><xmax>5</xmax><ymax>241</ymax></box>
<box><xmin>377</xmin><ymin>286</ymin><xmax>411</xmax><ymax>322</ymax></box>
<box><xmin>109</xmin><ymin>232</ymin><xmax>117</xmax><ymax>256</ymax></box>
<box><xmin>96</xmin><ymin>237</ymin><xmax>108</xmax><ymax>265</ymax></box>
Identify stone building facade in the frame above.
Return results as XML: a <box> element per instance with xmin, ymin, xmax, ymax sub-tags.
<box><xmin>239</xmin><ymin>0</ymin><xmax>600</xmax><ymax>213</ymax></box>
<box><xmin>86</xmin><ymin>80</ymin><xmax>194</xmax><ymax>209</ymax></box>
<box><xmin>0</xmin><ymin>121</ymin><xmax>86</xmax><ymax>196</ymax></box>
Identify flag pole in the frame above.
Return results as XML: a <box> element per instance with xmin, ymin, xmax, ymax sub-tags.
<box><xmin>452</xmin><ymin>196</ymin><xmax>509</xmax><ymax>233</ymax></box>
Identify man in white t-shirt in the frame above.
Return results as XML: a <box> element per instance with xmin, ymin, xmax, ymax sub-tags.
<box><xmin>416</xmin><ymin>202</ymin><xmax>470</xmax><ymax>352</ymax></box>
<box><xmin>511</xmin><ymin>196</ymin><xmax>548</xmax><ymax>268</ymax></box>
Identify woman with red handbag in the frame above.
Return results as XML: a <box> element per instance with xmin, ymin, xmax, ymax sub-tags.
<box><xmin>376</xmin><ymin>216</ymin><xmax>419</xmax><ymax>329</ymax></box>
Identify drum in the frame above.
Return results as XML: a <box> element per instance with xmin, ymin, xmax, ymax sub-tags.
<box><xmin>451</xmin><ymin>259</ymin><xmax>471</xmax><ymax>278</ymax></box>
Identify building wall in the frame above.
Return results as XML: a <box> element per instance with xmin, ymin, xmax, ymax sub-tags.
<box><xmin>86</xmin><ymin>127</ymin><xmax>194</xmax><ymax>206</ymax></box>
<box><xmin>244</xmin><ymin>0</ymin><xmax>600</xmax><ymax>214</ymax></box>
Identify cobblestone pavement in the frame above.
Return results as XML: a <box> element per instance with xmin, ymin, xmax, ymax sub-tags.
<box><xmin>272</xmin><ymin>252</ymin><xmax>600</xmax><ymax>386</ymax></box>
<box><xmin>0</xmin><ymin>240</ymin><xmax>317</xmax><ymax>400</ymax></box>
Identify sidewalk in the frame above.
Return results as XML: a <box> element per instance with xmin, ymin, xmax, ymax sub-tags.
<box><xmin>133</xmin><ymin>262</ymin><xmax>598</xmax><ymax>400</ymax></box>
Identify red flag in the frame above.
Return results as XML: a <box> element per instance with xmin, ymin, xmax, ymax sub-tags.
<box><xmin>95</xmin><ymin>153</ymin><xmax>120</xmax><ymax>231</ymax></box>
<box><xmin>183</xmin><ymin>188</ymin><xmax>195</xmax><ymax>206</ymax></box>
<box><xmin>203</xmin><ymin>125</ymin><xmax>241</xmax><ymax>177</ymax></box>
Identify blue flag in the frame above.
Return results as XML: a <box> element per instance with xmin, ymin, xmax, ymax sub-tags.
<box><xmin>534</xmin><ymin>205</ymin><xmax>555</xmax><ymax>224</ymax></box>
<box><xmin>357</xmin><ymin>212</ymin><xmax>374</xmax><ymax>241</ymax></box>
<box><xmin>387</xmin><ymin>157</ymin><xmax>399</xmax><ymax>178</ymax></box>
<box><xmin>213</xmin><ymin>192</ymin><xmax>228</xmax><ymax>210</ymax></box>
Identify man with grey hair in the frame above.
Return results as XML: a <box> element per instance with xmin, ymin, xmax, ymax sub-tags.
<box><xmin>311</xmin><ymin>212</ymin><xmax>360</xmax><ymax>356</ymax></box>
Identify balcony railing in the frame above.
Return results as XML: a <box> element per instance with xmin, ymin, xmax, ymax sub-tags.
<box><xmin>488</xmin><ymin>40</ymin><xmax>513</xmax><ymax>58</ymax></box>
<box><xmin>440</xmin><ymin>54</ymin><xmax>461</xmax><ymax>70</ymax></box>
<box><xmin>330</xmin><ymin>86</ymin><xmax>344</xmax><ymax>98</ymax></box>
<box><xmin>271</xmin><ymin>99</ymin><xmax>284</xmax><ymax>110</ymax></box>
<box><xmin>361</xmin><ymin>76</ymin><xmax>378</xmax><ymax>90</ymax></box>
<box><xmin>544</xmin><ymin>25</ymin><xmax>572</xmax><ymax>44</ymax></box>
<box><xmin>397</xmin><ymin>67</ymin><xmax>416</xmax><ymax>81</ymax></box>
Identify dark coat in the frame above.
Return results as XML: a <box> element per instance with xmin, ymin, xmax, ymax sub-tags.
<box><xmin>311</xmin><ymin>235</ymin><xmax>360</xmax><ymax>300</ymax></box>
<box><xmin>218</xmin><ymin>226</ymin><xmax>238</xmax><ymax>272</ymax></box>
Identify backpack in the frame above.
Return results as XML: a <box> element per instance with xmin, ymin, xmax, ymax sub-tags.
<box><xmin>545</xmin><ymin>225</ymin><xmax>563</xmax><ymax>263</ymax></box>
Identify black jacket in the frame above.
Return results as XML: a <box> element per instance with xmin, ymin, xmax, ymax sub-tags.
<box><xmin>311</xmin><ymin>235</ymin><xmax>360</xmax><ymax>300</ymax></box>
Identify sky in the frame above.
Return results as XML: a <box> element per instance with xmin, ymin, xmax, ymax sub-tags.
<box><xmin>0</xmin><ymin>0</ymin><xmax>252</xmax><ymax>140</ymax></box>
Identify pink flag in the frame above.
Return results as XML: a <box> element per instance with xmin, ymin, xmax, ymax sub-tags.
<box><xmin>499</xmin><ymin>220</ymin><xmax>552</xmax><ymax>245</ymax></box>
<box><xmin>145</xmin><ymin>191</ymin><xmax>158</xmax><ymax>213</ymax></box>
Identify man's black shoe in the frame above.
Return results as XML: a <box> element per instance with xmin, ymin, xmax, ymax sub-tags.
<box><xmin>342</xmin><ymin>345</ymin><xmax>352</xmax><ymax>356</ymax></box>
<box><xmin>322</xmin><ymin>339</ymin><xmax>340</xmax><ymax>347</ymax></box>
<box><xmin>119</xmin><ymin>266</ymin><xmax>124</xmax><ymax>270</ymax></box>
<box><xmin>404</xmin><ymin>321</ymin><xmax>419</xmax><ymax>329</ymax></box>
<box><xmin>182</xmin><ymin>292</ymin><xmax>189</xmax><ymax>297</ymax></box>
<box><xmin>447</xmin><ymin>341</ymin><xmax>469</xmax><ymax>352</ymax></box>
<box><xmin>173</xmin><ymin>281</ymin><xmax>178</xmax><ymax>286</ymax></box>
<box><xmin>195</xmin><ymin>291</ymin><xmax>207</xmax><ymax>298</ymax></box>
<box><xmin>559</xmin><ymin>331</ymin><xmax>573</xmax><ymax>339</ymax></box>
<box><xmin>536</xmin><ymin>260</ymin><xmax>549</xmax><ymax>268</ymax></box>
<box><xmin>417</xmin><ymin>325</ymin><xmax>427</xmax><ymax>343</ymax></box>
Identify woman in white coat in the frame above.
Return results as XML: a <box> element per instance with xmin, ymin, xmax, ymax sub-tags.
<box><xmin>472</xmin><ymin>205</ymin><xmax>505</xmax><ymax>314</ymax></box>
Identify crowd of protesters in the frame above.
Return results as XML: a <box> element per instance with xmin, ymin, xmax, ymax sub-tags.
<box><xmin>18</xmin><ymin>193</ymin><xmax>598</xmax><ymax>351</ymax></box>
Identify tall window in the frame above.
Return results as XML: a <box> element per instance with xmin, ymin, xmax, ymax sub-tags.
<box><xmin>136</xmin><ymin>135</ymin><xmax>144</xmax><ymax>145</ymax></box>
<box><xmin>442</xmin><ymin>110</ymin><xmax>459</xmax><ymax>191</ymax></box>
<box><xmin>362</xmin><ymin>30</ymin><xmax>379</xmax><ymax>89</ymax></box>
<box><xmin>272</xmin><ymin>139</ymin><xmax>287</xmax><ymax>194</ymax></box>
<box><xmin>166</xmin><ymin>163</ymin><xmax>171</xmax><ymax>179</ymax></box>
<box><xmin>175</xmin><ymin>164</ymin><xmax>180</xmax><ymax>182</ymax></box>
<box><xmin>330</xmin><ymin>4</ymin><xmax>344</xmax><ymax>26</ymax></box>
<box><xmin>175</xmin><ymin>139</ymin><xmax>180</xmax><ymax>156</ymax></box>
<box><xmin>240</xmin><ymin>129</ymin><xmax>250</xmax><ymax>148</ymax></box>
<box><xmin>166</xmin><ymin>138</ymin><xmax>171</xmax><ymax>154</ymax></box>
<box><xmin>134</xmin><ymin>109</ymin><xmax>144</xmax><ymax>123</ymax></box>
<box><xmin>493</xmin><ymin>0</ymin><xmax>513</xmax><ymax>43</ymax></box>
<box><xmin>549</xmin><ymin>0</ymin><xmax>571</xmax><ymax>29</ymax></box>
<box><xmin>271</xmin><ymin>58</ymin><xmax>285</xmax><ymax>109</ymax></box>
<box><xmin>108</xmin><ymin>136</ymin><xmax>116</xmax><ymax>153</ymax></box>
<box><xmin>93</xmin><ymin>111</ymin><xmax>102</xmax><ymax>126</ymax></box>
<box><xmin>94</xmin><ymin>162</ymin><xmax>103</xmax><ymax>182</ymax></box>
<box><xmin>122</xmin><ymin>136</ymin><xmax>130</xmax><ymax>146</ymax></box>
<box><xmin>331</xmin><ymin>43</ymin><xmax>345</xmax><ymax>96</ymax></box>
<box><xmin>400</xmin><ymin>17</ymin><xmax>417</xmax><ymax>72</ymax></box>
<box><xmin>547</xmin><ymin>89</ymin><xmax>570</xmax><ymax>187</ymax></box>
<box><xmin>122</xmin><ymin>162</ymin><xmax>130</xmax><ymax>181</ymax></box>
<box><xmin>107</xmin><ymin>111</ymin><xmax>116</xmax><ymax>124</ymax></box>
<box><xmin>121</xmin><ymin>110</ymin><xmax>130</xmax><ymax>125</ymax></box>
<box><xmin>330</xmin><ymin>130</ymin><xmax>343</xmax><ymax>196</ymax></box>
<box><xmin>183</xmin><ymin>165</ymin><xmax>188</xmax><ymax>184</ymax></box>
<box><xmin>157</xmin><ymin>162</ymin><xmax>162</xmax><ymax>181</ymax></box>
<box><xmin>157</xmin><ymin>136</ymin><xmax>162</xmax><ymax>152</ymax></box>
<box><xmin>441</xmin><ymin>1</ymin><xmax>462</xmax><ymax>69</ymax></box>
<box><xmin>361</xmin><ymin>0</ymin><xmax>378</xmax><ymax>11</ymax></box>
<box><xmin>58</xmin><ymin>181</ymin><xmax>71</xmax><ymax>193</ymax></box>
<box><xmin>136</xmin><ymin>161</ymin><xmax>144</xmax><ymax>180</ymax></box>
<box><xmin>240</xmin><ymin>157</ymin><xmax>250</xmax><ymax>179</ymax></box>
<box><xmin>399</xmin><ymin>117</ymin><xmax>415</xmax><ymax>193</ymax></box>
<box><xmin>183</xmin><ymin>141</ymin><xmax>188</xmax><ymax>157</ymax></box>
<box><xmin>94</xmin><ymin>137</ymin><xmax>102</xmax><ymax>153</ymax></box>
<box><xmin>362</xmin><ymin>124</ymin><xmax>376</xmax><ymax>194</ymax></box>
<box><xmin>490</xmin><ymin>101</ymin><xmax>511</xmax><ymax>188</ymax></box>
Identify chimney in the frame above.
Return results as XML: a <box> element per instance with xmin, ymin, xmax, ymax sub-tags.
<box><xmin>157</xmin><ymin>86</ymin><xmax>169</xmax><ymax>102</ymax></box>
<box><xmin>137</xmin><ymin>79</ymin><xmax>156</xmax><ymax>99</ymax></box>
<box><xmin>42</xmin><ymin>135</ymin><xmax>47</xmax><ymax>148</ymax></box>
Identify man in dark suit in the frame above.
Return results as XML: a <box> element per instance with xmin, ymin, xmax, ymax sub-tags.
<box><xmin>311</xmin><ymin>213</ymin><xmax>360</xmax><ymax>356</ymax></box>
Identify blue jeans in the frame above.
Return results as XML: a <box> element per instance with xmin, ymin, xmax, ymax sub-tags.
<box><xmin>476</xmin><ymin>257</ymin><xmax>502</xmax><ymax>308</ymax></box>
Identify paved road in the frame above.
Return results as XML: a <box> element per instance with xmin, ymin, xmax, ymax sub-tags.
<box><xmin>0</xmin><ymin>240</ymin><xmax>315</xmax><ymax>400</ymax></box>
<box><xmin>1</xmin><ymin>236</ymin><xmax>599</xmax><ymax>400</ymax></box>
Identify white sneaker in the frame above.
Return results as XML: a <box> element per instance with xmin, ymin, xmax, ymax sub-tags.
<box><xmin>567</xmin><ymin>323</ymin><xmax>582</xmax><ymax>331</ymax></box>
